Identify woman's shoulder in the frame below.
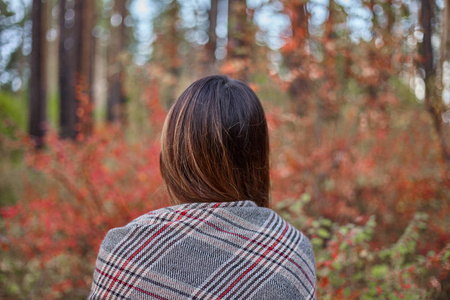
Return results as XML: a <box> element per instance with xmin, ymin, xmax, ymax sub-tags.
<box><xmin>91</xmin><ymin>200</ymin><xmax>316</xmax><ymax>299</ymax></box>
<box><xmin>100</xmin><ymin>200</ymin><xmax>315</xmax><ymax>261</ymax></box>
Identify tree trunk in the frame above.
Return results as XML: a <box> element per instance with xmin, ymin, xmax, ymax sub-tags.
<box><xmin>107</xmin><ymin>0</ymin><xmax>127</xmax><ymax>123</ymax></box>
<box><xmin>59</xmin><ymin>0</ymin><xmax>96</xmax><ymax>139</ymax></box>
<box><xmin>420</xmin><ymin>0</ymin><xmax>450</xmax><ymax>166</ymax></box>
<box><xmin>78</xmin><ymin>0</ymin><xmax>96</xmax><ymax>136</ymax></box>
<box><xmin>200</xmin><ymin>0</ymin><xmax>218</xmax><ymax>75</ymax></box>
<box><xmin>206</xmin><ymin>0</ymin><xmax>218</xmax><ymax>66</ymax></box>
<box><xmin>152</xmin><ymin>0</ymin><xmax>182</xmax><ymax>107</ymax></box>
<box><xmin>59</xmin><ymin>0</ymin><xmax>78</xmax><ymax>139</ymax></box>
<box><xmin>439</xmin><ymin>0</ymin><xmax>450</xmax><ymax>67</ymax></box>
<box><xmin>227</xmin><ymin>0</ymin><xmax>251</xmax><ymax>82</ymax></box>
<box><xmin>438</xmin><ymin>1</ymin><xmax>450</xmax><ymax>91</ymax></box>
<box><xmin>439</xmin><ymin>0</ymin><xmax>450</xmax><ymax>171</ymax></box>
<box><xmin>284</xmin><ymin>2</ymin><xmax>309</xmax><ymax>116</ymax></box>
<box><xmin>29</xmin><ymin>0</ymin><xmax>47</xmax><ymax>148</ymax></box>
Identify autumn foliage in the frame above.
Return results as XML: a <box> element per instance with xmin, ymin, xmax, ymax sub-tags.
<box><xmin>1</xmin><ymin>0</ymin><xmax>450</xmax><ymax>299</ymax></box>
<box><xmin>1</xmin><ymin>84</ymin><xmax>167</xmax><ymax>298</ymax></box>
<box><xmin>1</xmin><ymin>79</ymin><xmax>450</xmax><ymax>298</ymax></box>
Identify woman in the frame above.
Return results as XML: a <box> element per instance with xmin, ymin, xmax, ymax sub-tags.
<box><xmin>89</xmin><ymin>75</ymin><xmax>316</xmax><ymax>299</ymax></box>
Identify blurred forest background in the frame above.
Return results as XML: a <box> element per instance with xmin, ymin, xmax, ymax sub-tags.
<box><xmin>0</xmin><ymin>0</ymin><xmax>450</xmax><ymax>298</ymax></box>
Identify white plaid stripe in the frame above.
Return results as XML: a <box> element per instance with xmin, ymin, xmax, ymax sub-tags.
<box><xmin>120</xmin><ymin>208</ymin><xmax>217</xmax><ymax>298</ymax></box>
<box><xmin>191</xmin><ymin>213</ymin><xmax>282</xmax><ymax>298</ymax></box>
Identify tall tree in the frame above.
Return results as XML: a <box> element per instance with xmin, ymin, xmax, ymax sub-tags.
<box><xmin>59</xmin><ymin>0</ymin><xmax>95</xmax><ymax>139</ymax></box>
<box><xmin>225</xmin><ymin>0</ymin><xmax>254</xmax><ymax>82</ymax></box>
<box><xmin>439</xmin><ymin>0</ymin><xmax>450</xmax><ymax>69</ymax></box>
<box><xmin>29</xmin><ymin>0</ymin><xmax>47</xmax><ymax>147</ymax></box>
<box><xmin>59</xmin><ymin>0</ymin><xmax>78</xmax><ymax>139</ymax></box>
<box><xmin>439</xmin><ymin>1</ymin><xmax>450</xmax><ymax>166</ymax></box>
<box><xmin>316</xmin><ymin>1</ymin><xmax>339</xmax><ymax>126</ymax></box>
<box><xmin>281</xmin><ymin>1</ymin><xmax>310</xmax><ymax>116</ymax></box>
<box><xmin>204</xmin><ymin>0</ymin><xmax>218</xmax><ymax>71</ymax></box>
<box><xmin>78</xmin><ymin>0</ymin><xmax>96</xmax><ymax>135</ymax></box>
<box><xmin>420</xmin><ymin>0</ymin><xmax>450</xmax><ymax>166</ymax></box>
<box><xmin>153</xmin><ymin>0</ymin><xmax>183</xmax><ymax>107</ymax></box>
<box><xmin>107</xmin><ymin>0</ymin><xmax>127</xmax><ymax>123</ymax></box>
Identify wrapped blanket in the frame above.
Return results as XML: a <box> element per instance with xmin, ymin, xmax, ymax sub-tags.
<box><xmin>89</xmin><ymin>200</ymin><xmax>316</xmax><ymax>299</ymax></box>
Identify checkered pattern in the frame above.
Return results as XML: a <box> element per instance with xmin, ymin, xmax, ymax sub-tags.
<box><xmin>89</xmin><ymin>201</ymin><xmax>316</xmax><ymax>299</ymax></box>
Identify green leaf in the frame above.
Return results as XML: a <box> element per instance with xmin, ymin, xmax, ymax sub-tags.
<box><xmin>371</xmin><ymin>264</ymin><xmax>389</xmax><ymax>279</ymax></box>
<box><xmin>312</xmin><ymin>237</ymin><xmax>323</xmax><ymax>247</ymax></box>
<box><xmin>443</xmin><ymin>250</ymin><xmax>450</xmax><ymax>262</ymax></box>
<box><xmin>339</xmin><ymin>226</ymin><xmax>349</xmax><ymax>235</ymax></box>
<box><xmin>322</xmin><ymin>219</ymin><xmax>332</xmax><ymax>227</ymax></box>
<box><xmin>339</xmin><ymin>242</ymin><xmax>349</xmax><ymax>250</ymax></box>
<box><xmin>318</xmin><ymin>228</ymin><xmax>330</xmax><ymax>239</ymax></box>
<box><xmin>300</xmin><ymin>193</ymin><xmax>311</xmax><ymax>203</ymax></box>
<box><xmin>398</xmin><ymin>244</ymin><xmax>407</xmax><ymax>254</ymax></box>
<box><xmin>291</xmin><ymin>201</ymin><xmax>303</xmax><ymax>214</ymax></box>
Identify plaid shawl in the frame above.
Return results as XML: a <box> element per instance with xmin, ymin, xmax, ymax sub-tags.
<box><xmin>89</xmin><ymin>200</ymin><xmax>316</xmax><ymax>299</ymax></box>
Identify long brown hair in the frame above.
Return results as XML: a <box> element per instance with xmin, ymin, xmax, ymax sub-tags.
<box><xmin>160</xmin><ymin>75</ymin><xmax>270</xmax><ymax>207</ymax></box>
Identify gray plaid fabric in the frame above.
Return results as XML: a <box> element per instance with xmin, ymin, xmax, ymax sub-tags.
<box><xmin>89</xmin><ymin>200</ymin><xmax>316</xmax><ymax>299</ymax></box>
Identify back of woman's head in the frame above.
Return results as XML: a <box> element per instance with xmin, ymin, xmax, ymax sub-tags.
<box><xmin>160</xmin><ymin>75</ymin><xmax>270</xmax><ymax>207</ymax></box>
